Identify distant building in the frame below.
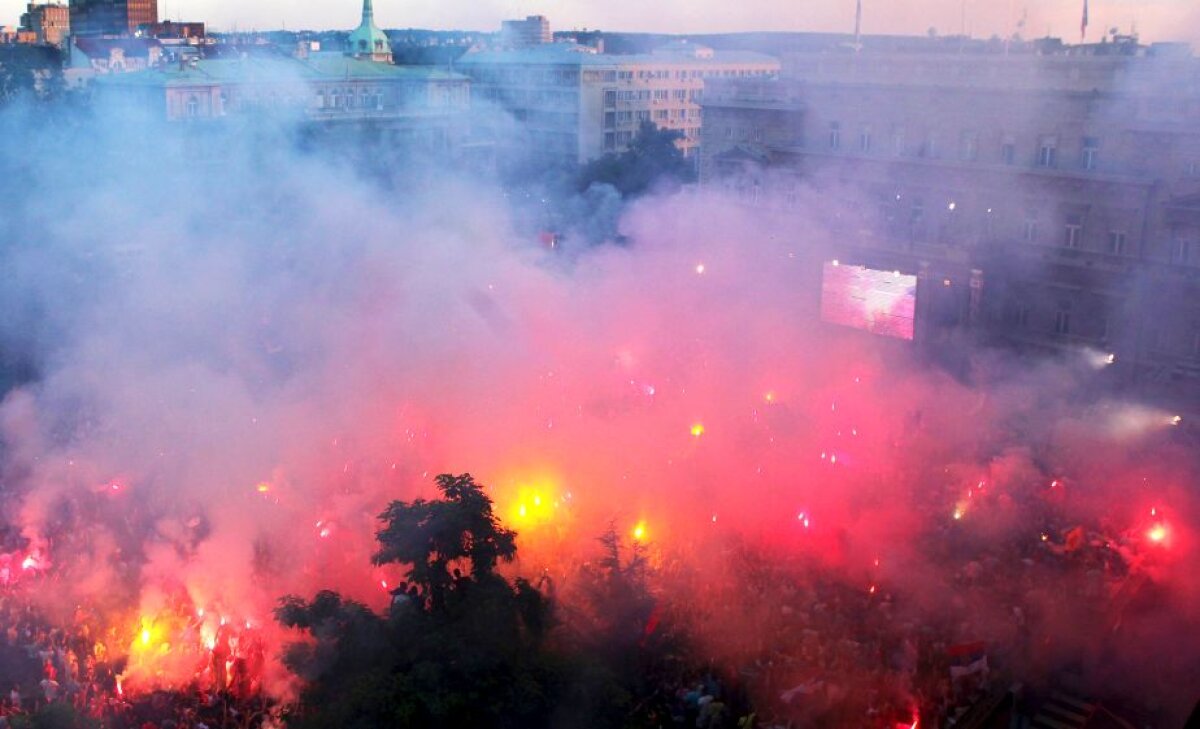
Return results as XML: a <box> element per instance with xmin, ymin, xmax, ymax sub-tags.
<box><xmin>68</xmin><ymin>0</ymin><xmax>156</xmax><ymax>37</ymax></box>
<box><xmin>346</xmin><ymin>0</ymin><xmax>391</xmax><ymax>64</ymax></box>
<box><xmin>500</xmin><ymin>15</ymin><xmax>551</xmax><ymax>49</ymax></box>
<box><xmin>457</xmin><ymin>42</ymin><xmax>779</xmax><ymax>166</ymax></box>
<box><xmin>700</xmin><ymin>47</ymin><xmax>1200</xmax><ymax>408</ymax></box>
<box><xmin>93</xmin><ymin>54</ymin><xmax>472</xmax><ymax>155</ymax></box>
<box><xmin>0</xmin><ymin>26</ymin><xmax>38</xmax><ymax>44</ymax></box>
<box><xmin>67</xmin><ymin>36</ymin><xmax>160</xmax><ymax>84</ymax></box>
<box><xmin>19</xmin><ymin>3</ymin><xmax>69</xmax><ymax>47</ymax></box>
<box><xmin>144</xmin><ymin>20</ymin><xmax>204</xmax><ymax>40</ymax></box>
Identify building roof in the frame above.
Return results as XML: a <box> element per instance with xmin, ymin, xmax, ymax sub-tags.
<box><xmin>73</xmin><ymin>37</ymin><xmax>161</xmax><ymax>59</ymax></box>
<box><xmin>347</xmin><ymin>0</ymin><xmax>389</xmax><ymax>57</ymax></box>
<box><xmin>93</xmin><ymin>54</ymin><xmax>466</xmax><ymax>89</ymax></box>
<box><xmin>457</xmin><ymin>43</ymin><xmax>778</xmax><ymax>68</ymax></box>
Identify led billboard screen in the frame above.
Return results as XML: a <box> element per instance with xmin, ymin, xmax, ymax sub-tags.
<box><xmin>820</xmin><ymin>262</ymin><xmax>917</xmax><ymax>340</ymax></box>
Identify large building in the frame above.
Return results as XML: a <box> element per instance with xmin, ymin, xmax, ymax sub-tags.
<box><xmin>19</xmin><ymin>3</ymin><xmax>69</xmax><ymax>47</ymax></box>
<box><xmin>93</xmin><ymin>54</ymin><xmax>471</xmax><ymax>152</ymax></box>
<box><xmin>457</xmin><ymin>42</ymin><xmax>779</xmax><ymax>166</ymax></box>
<box><xmin>699</xmin><ymin>45</ymin><xmax>1200</xmax><ymax>407</ymax></box>
<box><xmin>500</xmin><ymin>15</ymin><xmax>551</xmax><ymax>49</ymax></box>
<box><xmin>69</xmin><ymin>0</ymin><xmax>156</xmax><ymax>37</ymax></box>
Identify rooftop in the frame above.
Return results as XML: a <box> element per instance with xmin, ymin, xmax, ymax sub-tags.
<box><xmin>94</xmin><ymin>54</ymin><xmax>467</xmax><ymax>88</ymax></box>
<box><xmin>457</xmin><ymin>43</ymin><xmax>777</xmax><ymax>67</ymax></box>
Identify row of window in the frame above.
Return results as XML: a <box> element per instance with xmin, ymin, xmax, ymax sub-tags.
<box><xmin>318</xmin><ymin>88</ymin><xmax>385</xmax><ymax>111</ymax></box>
<box><xmin>477</xmin><ymin>87</ymin><xmax>578</xmax><ymax>107</ymax></box>
<box><xmin>603</xmin><ymin>128</ymin><xmax>699</xmax><ymax>150</ymax></box>
<box><xmin>587</xmin><ymin>68</ymin><xmax>772</xmax><ymax>83</ymax></box>
<box><xmin>820</xmin><ymin>122</ymin><xmax>1108</xmax><ymax>171</ymax></box>
<box><xmin>604</xmin><ymin>88</ymin><xmax>702</xmax><ymax>106</ymax></box>
<box><xmin>604</xmin><ymin>108</ymin><xmax>699</xmax><ymax>127</ymax></box>
<box><xmin>1003</xmin><ymin>305</ymin><xmax>1200</xmax><ymax>356</ymax></box>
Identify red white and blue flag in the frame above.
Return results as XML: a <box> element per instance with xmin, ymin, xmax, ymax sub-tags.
<box><xmin>947</xmin><ymin>641</ymin><xmax>988</xmax><ymax>679</ymax></box>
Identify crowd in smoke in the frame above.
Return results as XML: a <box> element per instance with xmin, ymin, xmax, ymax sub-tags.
<box><xmin>0</xmin><ymin>88</ymin><xmax>1196</xmax><ymax>727</ymax></box>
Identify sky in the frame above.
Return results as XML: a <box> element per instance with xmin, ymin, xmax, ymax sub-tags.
<box><xmin>6</xmin><ymin>0</ymin><xmax>1199</xmax><ymax>43</ymax></box>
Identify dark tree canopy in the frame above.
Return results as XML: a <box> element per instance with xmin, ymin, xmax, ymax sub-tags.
<box><xmin>275</xmin><ymin>474</ymin><xmax>702</xmax><ymax>729</ymax></box>
<box><xmin>578</xmin><ymin>121</ymin><xmax>697</xmax><ymax>199</ymax></box>
<box><xmin>373</xmin><ymin>472</ymin><xmax>517</xmax><ymax>610</ymax></box>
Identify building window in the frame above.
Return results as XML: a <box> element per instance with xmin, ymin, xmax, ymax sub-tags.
<box><xmin>1010</xmin><ymin>304</ymin><xmax>1030</xmax><ymax>328</ymax></box>
<box><xmin>1108</xmin><ymin>230</ymin><xmax>1126</xmax><ymax>256</ymax></box>
<box><xmin>859</xmin><ymin>127</ymin><xmax>871</xmax><ymax>153</ymax></box>
<box><xmin>829</xmin><ymin>121</ymin><xmax>841</xmax><ymax>150</ymax></box>
<box><xmin>1172</xmin><ymin>235</ymin><xmax>1191</xmax><ymax>264</ymax></box>
<box><xmin>604</xmin><ymin>90</ymin><xmax>616</xmax><ymax>107</ymax></box>
<box><xmin>1055</xmin><ymin>310</ymin><xmax>1071</xmax><ymax>335</ymax></box>
<box><xmin>1082</xmin><ymin>137</ymin><xmax>1100</xmax><ymax>171</ymax></box>
<box><xmin>892</xmin><ymin>127</ymin><xmax>905</xmax><ymax>156</ymax></box>
<box><xmin>921</xmin><ymin>132</ymin><xmax>938</xmax><ymax>159</ymax></box>
<box><xmin>1001</xmin><ymin>142</ymin><xmax>1016</xmax><ymax>165</ymax></box>
<box><xmin>186</xmin><ymin>95</ymin><xmax>199</xmax><ymax>117</ymax></box>
<box><xmin>1038</xmin><ymin>137</ymin><xmax>1058</xmax><ymax>168</ymax></box>
<box><xmin>960</xmin><ymin>131</ymin><xmax>978</xmax><ymax>161</ymax></box>
<box><xmin>1024</xmin><ymin>213</ymin><xmax>1039</xmax><ymax>243</ymax></box>
<box><xmin>909</xmin><ymin>198</ymin><xmax>926</xmax><ymax>241</ymax></box>
<box><xmin>604</xmin><ymin>132</ymin><xmax>615</xmax><ymax>151</ymax></box>
<box><xmin>604</xmin><ymin>111</ymin><xmax>616</xmax><ymax>128</ymax></box>
<box><xmin>1064</xmin><ymin>215</ymin><xmax>1083</xmax><ymax>249</ymax></box>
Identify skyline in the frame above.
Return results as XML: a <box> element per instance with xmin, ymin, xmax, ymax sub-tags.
<box><xmin>5</xmin><ymin>0</ymin><xmax>1198</xmax><ymax>44</ymax></box>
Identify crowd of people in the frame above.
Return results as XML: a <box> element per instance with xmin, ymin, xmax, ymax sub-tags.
<box><xmin>0</xmin><ymin>583</ymin><xmax>280</xmax><ymax>729</ymax></box>
<box><xmin>0</xmin><ymin>457</ymin><xmax>1174</xmax><ymax>729</ymax></box>
<box><xmin>637</xmin><ymin>470</ymin><xmax>1166</xmax><ymax>728</ymax></box>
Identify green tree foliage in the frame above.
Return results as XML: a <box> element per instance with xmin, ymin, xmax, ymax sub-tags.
<box><xmin>277</xmin><ymin>474</ymin><xmax>555</xmax><ymax>729</ymax></box>
<box><xmin>276</xmin><ymin>475</ymin><xmax>702</xmax><ymax>729</ymax></box>
<box><xmin>372</xmin><ymin>472</ymin><xmax>518</xmax><ymax>610</ymax></box>
<box><xmin>0</xmin><ymin>45</ymin><xmax>63</xmax><ymax>104</ymax></box>
<box><xmin>578</xmin><ymin>121</ymin><xmax>696</xmax><ymax>198</ymax></box>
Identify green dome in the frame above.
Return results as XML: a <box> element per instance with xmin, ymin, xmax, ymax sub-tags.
<box><xmin>348</xmin><ymin>0</ymin><xmax>391</xmax><ymax>61</ymax></box>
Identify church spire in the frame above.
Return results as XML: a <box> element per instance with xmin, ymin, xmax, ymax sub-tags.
<box><xmin>348</xmin><ymin>0</ymin><xmax>392</xmax><ymax>63</ymax></box>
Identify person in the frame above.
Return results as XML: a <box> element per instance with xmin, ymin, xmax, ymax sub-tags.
<box><xmin>211</xmin><ymin>624</ymin><xmax>232</xmax><ymax>692</ymax></box>
<box><xmin>39</xmin><ymin>676</ymin><xmax>59</xmax><ymax>703</ymax></box>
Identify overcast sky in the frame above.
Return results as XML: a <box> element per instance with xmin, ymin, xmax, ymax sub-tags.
<box><xmin>6</xmin><ymin>0</ymin><xmax>1199</xmax><ymax>43</ymax></box>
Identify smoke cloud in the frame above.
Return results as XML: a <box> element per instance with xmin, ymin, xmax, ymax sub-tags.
<box><xmin>0</xmin><ymin>68</ymin><xmax>1197</xmax><ymax>723</ymax></box>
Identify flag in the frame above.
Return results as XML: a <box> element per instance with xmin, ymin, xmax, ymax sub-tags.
<box><xmin>1081</xmin><ymin>0</ymin><xmax>1089</xmax><ymax>40</ymax></box>
<box><xmin>947</xmin><ymin>641</ymin><xmax>988</xmax><ymax>679</ymax></box>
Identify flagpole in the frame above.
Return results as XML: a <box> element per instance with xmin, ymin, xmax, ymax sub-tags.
<box><xmin>854</xmin><ymin>0</ymin><xmax>862</xmax><ymax>53</ymax></box>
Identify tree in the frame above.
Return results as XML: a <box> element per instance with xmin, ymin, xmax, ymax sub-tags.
<box><xmin>277</xmin><ymin>474</ymin><xmax>556</xmax><ymax>729</ymax></box>
<box><xmin>372</xmin><ymin>472</ymin><xmax>517</xmax><ymax>611</ymax></box>
<box><xmin>578</xmin><ymin>121</ymin><xmax>696</xmax><ymax>198</ymax></box>
<box><xmin>0</xmin><ymin>45</ymin><xmax>63</xmax><ymax>104</ymax></box>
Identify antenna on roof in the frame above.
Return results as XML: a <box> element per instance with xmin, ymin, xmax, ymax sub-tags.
<box><xmin>852</xmin><ymin>0</ymin><xmax>862</xmax><ymax>53</ymax></box>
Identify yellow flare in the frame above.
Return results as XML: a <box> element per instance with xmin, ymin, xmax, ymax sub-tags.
<box><xmin>632</xmin><ymin>520</ymin><xmax>647</xmax><ymax>542</ymax></box>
